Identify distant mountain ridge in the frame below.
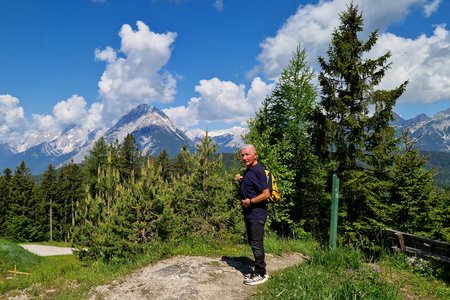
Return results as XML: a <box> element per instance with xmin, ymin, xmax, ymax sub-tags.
<box><xmin>393</xmin><ymin>108</ymin><xmax>450</xmax><ymax>151</ymax></box>
<box><xmin>0</xmin><ymin>105</ymin><xmax>449</xmax><ymax>174</ymax></box>
<box><xmin>185</xmin><ymin>126</ymin><xmax>248</xmax><ymax>153</ymax></box>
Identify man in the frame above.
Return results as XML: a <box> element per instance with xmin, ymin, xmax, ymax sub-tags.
<box><xmin>235</xmin><ymin>144</ymin><xmax>270</xmax><ymax>285</ymax></box>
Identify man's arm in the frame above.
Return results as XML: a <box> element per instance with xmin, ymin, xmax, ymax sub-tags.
<box><xmin>242</xmin><ymin>188</ymin><xmax>270</xmax><ymax>208</ymax></box>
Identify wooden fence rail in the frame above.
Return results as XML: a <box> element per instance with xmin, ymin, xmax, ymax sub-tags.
<box><xmin>384</xmin><ymin>229</ymin><xmax>450</xmax><ymax>263</ymax></box>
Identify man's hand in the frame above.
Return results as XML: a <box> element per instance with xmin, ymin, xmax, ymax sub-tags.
<box><xmin>242</xmin><ymin>198</ymin><xmax>251</xmax><ymax>208</ymax></box>
<box><xmin>234</xmin><ymin>174</ymin><xmax>243</xmax><ymax>182</ymax></box>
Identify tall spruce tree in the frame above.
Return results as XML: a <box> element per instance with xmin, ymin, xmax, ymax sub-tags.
<box><xmin>41</xmin><ymin>164</ymin><xmax>58</xmax><ymax>241</ymax></box>
<box><xmin>118</xmin><ymin>133</ymin><xmax>141</xmax><ymax>183</ymax></box>
<box><xmin>0</xmin><ymin>168</ymin><xmax>12</xmax><ymax>236</ymax></box>
<box><xmin>84</xmin><ymin>137</ymin><xmax>108</xmax><ymax>197</ymax></box>
<box><xmin>312</xmin><ymin>3</ymin><xmax>407</xmax><ymax>248</ymax></box>
<box><xmin>57</xmin><ymin>162</ymin><xmax>84</xmax><ymax>242</ymax></box>
<box><xmin>155</xmin><ymin>149</ymin><xmax>171</xmax><ymax>181</ymax></box>
<box><xmin>246</xmin><ymin>47</ymin><xmax>327</xmax><ymax>237</ymax></box>
<box><xmin>7</xmin><ymin>162</ymin><xmax>38</xmax><ymax>241</ymax></box>
<box><xmin>171</xmin><ymin>145</ymin><xmax>193</xmax><ymax>178</ymax></box>
<box><xmin>190</xmin><ymin>132</ymin><xmax>239</xmax><ymax>237</ymax></box>
<box><xmin>390</xmin><ymin>134</ymin><xmax>436</xmax><ymax>235</ymax></box>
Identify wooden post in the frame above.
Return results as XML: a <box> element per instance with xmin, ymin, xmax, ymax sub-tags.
<box><xmin>396</xmin><ymin>232</ymin><xmax>406</xmax><ymax>252</ymax></box>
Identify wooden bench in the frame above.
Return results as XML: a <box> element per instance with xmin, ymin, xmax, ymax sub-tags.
<box><xmin>384</xmin><ymin>229</ymin><xmax>450</xmax><ymax>264</ymax></box>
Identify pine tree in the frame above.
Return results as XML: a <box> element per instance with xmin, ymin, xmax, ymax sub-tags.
<box><xmin>84</xmin><ymin>137</ymin><xmax>108</xmax><ymax>197</ymax></box>
<box><xmin>246</xmin><ymin>47</ymin><xmax>327</xmax><ymax>236</ymax></box>
<box><xmin>74</xmin><ymin>157</ymin><xmax>179</xmax><ymax>262</ymax></box>
<box><xmin>312</xmin><ymin>3</ymin><xmax>407</xmax><ymax>248</ymax></box>
<box><xmin>155</xmin><ymin>149</ymin><xmax>171</xmax><ymax>181</ymax></box>
<box><xmin>314</xmin><ymin>3</ymin><xmax>407</xmax><ymax>172</ymax></box>
<box><xmin>6</xmin><ymin>162</ymin><xmax>38</xmax><ymax>241</ymax></box>
<box><xmin>190</xmin><ymin>131</ymin><xmax>241</xmax><ymax>237</ymax></box>
<box><xmin>0</xmin><ymin>168</ymin><xmax>12</xmax><ymax>235</ymax></box>
<box><xmin>41</xmin><ymin>164</ymin><xmax>59</xmax><ymax>241</ymax></box>
<box><xmin>425</xmin><ymin>187</ymin><xmax>450</xmax><ymax>242</ymax></box>
<box><xmin>57</xmin><ymin>162</ymin><xmax>84</xmax><ymax>242</ymax></box>
<box><xmin>118</xmin><ymin>133</ymin><xmax>141</xmax><ymax>183</ymax></box>
<box><xmin>390</xmin><ymin>134</ymin><xmax>436</xmax><ymax>234</ymax></box>
<box><xmin>171</xmin><ymin>145</ymin><xmax>193</xmax><ymax>178</ymax></box>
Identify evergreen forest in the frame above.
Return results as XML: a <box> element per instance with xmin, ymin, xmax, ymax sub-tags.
<box><xmin>0</xmin><ymin>3</ymin><xmax>449</xmax><ymax>264</ymax></box>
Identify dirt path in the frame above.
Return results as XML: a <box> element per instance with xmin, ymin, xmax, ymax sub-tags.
<box><xmin>88</xmin><ymin>253</ymin><xmax>308</xmax><ymax>300</ymax></box>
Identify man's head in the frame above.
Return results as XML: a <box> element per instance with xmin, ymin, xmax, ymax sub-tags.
<box><xmin>240</xmin><ymin>144</ymin><xmax>258</xmax><ymax>168</ymax></box>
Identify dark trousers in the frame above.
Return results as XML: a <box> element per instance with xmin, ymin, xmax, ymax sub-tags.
<box><xmin>245</xmin><ymin>217</ymin><xmax>266</xmax><ymax>275</ymax></box>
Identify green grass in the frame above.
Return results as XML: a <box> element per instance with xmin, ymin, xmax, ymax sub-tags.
<box><xmin>264</xmin><ymin>232</ymin><xmax>318</xmax><ymax>256</ymax></box>
<box><xmin>253</xmin><ymin>247</ymin><xmax>450</xmax><ymax>300</ymax></box>
<box><xmin>253</xmin><ymin>247</ymin><xmax>400</xmax><ymax>300</ymax></box>
<box><xmin>377</xmin><ymin>253</ymin><xmax>450</xmax><ymax>300</ymax></box>
<box><xmin>1</xmin><ymin>238</ymin><xmax>449</xmax><ymax>299</ymax></box>
<box><xmin>0</xmin><ymin>239</ymin><xmax>42</xmax><ymax>277</ymax></box>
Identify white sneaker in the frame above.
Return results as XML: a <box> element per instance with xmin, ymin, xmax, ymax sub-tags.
<box><xmin>243</xmin><ymin>274</ymin><xmax>269</xmax><ymax>285</ymax></box>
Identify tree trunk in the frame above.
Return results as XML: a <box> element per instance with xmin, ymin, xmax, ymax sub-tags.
<box><xmin>49</xmin><ymin>201</ymin><xmax>53</xmax><ymax>242</ymax></box>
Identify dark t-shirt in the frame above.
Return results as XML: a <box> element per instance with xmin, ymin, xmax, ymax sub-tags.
<box><xmin>240</xmin><ymin>162</ymin><xmax>268</xmax><ymax>221</ymax></box>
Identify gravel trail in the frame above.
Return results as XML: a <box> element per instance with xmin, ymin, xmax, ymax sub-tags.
<box><xmin>88</xmin><ymin>253</ymin><xmax>308</xmax><ymax>300</ymax></box>
<box><xmin>5</xmin><ymin>249</ymin><xmax>308</xmax><ymax>299</ymax></box>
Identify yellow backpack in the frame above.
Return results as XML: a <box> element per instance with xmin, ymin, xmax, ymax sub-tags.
<box><xmin>264</xmin><ymin>168</ymin><xmax>281</xmax><ymax>203</ymax></box>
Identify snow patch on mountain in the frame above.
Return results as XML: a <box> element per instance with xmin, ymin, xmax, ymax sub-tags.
<box><xmin>186</xmin><ymin>126</ymin><xmax>248</xmax><ymax>152</ymax></box>
<box><xmin>394</xmin><ymin>108</ymin><xmax>450</xmax><ymax>151</ymax></box>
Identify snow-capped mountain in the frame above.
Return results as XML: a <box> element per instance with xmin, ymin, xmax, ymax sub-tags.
<box><xmin>394</xmin><ymin>108</ymin><xmax>450</xmax><ymax>151</ymax></box>
<box><xmin>0</xmin><ymin>125</ymin><xmax>104</xmax><ymax>174</ymax></box>
<box><xmin>1</xmin><ymin>105</ymin><xmax>449</xmax><ymax>175</ymax></box>
<box><xmin>0</xmin><ymin>104</ymin><xmax>195</xmax><ymax>174</ymax></box>
<box><xmin>393</xmin><ymin>113</ymin><xmax>431</xmax><ymax>129</ymax></box>
<box><xmin>186</xmin><ymin>126</ymin><xmax>249</xmax><ymax>153</ymax></box>
<box><xmin>103</xmin><ymin>104</ymin><xmax>194</xmax><ymax>156</ymax></box>
<box><xmin>9</xmin><ymin>130</ymin><xmax>61</xmax><ymax>154</ymax></box>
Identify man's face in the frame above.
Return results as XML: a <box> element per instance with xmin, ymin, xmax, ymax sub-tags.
<box><xmin>241</xmin><ymin>147</ymin><xmax>257</xmax><ymax>167</ymax></box>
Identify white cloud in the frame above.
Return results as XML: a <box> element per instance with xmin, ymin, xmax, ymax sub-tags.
<box><xmin>23</xmin><ymin>96</ymin><xmax>104</xmax><ymax>146</ymax></box>
<box><xmin>163</xmin><ymin>100</ymin><xmax>200</xmax><ymax>130</ymax></box>
<box><xmin>165</xmin><ymin>77</ymin><xmax>274</xmax><ymax>129</ymax></box>
<box><xmin>374</xmin><ymin>25</ymin><xmax>450</xmax><ymax>104</ymax></box>
<box><xmin>31</xmin><ymin>114</ymin><xmax>59</xmax><ymax>131</ymax></box>
<box><xmin>255</xmin><ymin>0</ymin><xmax>345</xmax><ymax>79</ymax></box>
<box><xmin>0</xmin><ymin>94</ymin><xmax>27</xmax><ymax>141</ymax></box>
<box><xmin>96</xmin><ymin>21</ymin><xmax>177</xmax><ymax>123</ymax></box>
<box><xmin>82</xmin><ymin>102</ymin><xmax>104</xmax><ymax>130</ymax></box>
<box><xmin>254</xmin><ymin>0</ymin><xmax>447</xmax><ymax>105</ymax></box>
<box><xmin>95</xmin><ymin>46</ymin><xmax>116</xmax><ymax>63</ymax></box>
<box><xmin>254</xmin><ymin>0</ymin><xmax>434</xmax><ymax>79</ymax></box>
<box><xmin>53</xmin><ymin>94</ymin><xmax>88</xmax><ymax>124</ymax></box>
<box><xmin>423</xmin><ymin>0</ymin><xmax>441</xmax><ymax>17</ymax></box>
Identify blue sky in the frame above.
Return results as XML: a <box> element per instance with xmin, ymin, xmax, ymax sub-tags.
<box><xmin>1</xmin><ymin>0</ymin><xmax>449</xmax><ymax>144</ymax></box>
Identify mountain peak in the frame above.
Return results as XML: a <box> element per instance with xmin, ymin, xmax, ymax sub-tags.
<box><xmin>434</xmin><ymin>108</ymin><xmax>450</xmax><ymax>120</ymax></box>
<box><xmin>103</xmin><ymin>104</ymin><xmax>194</xmax><ymax>157</ymax></box>
<box><xmin>411</xmin><ymin>113</ymin><xmax>431</xmax><ymax>123</ymax></box>
<box><xmin>115</xmin><ymin>104</ymin><xmax>167</xmax><ymax>128</ymax></box>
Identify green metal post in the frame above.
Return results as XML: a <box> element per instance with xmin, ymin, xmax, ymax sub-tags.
<box><xmin>330</xmin><ymin>173</ymin><xmax>340</xmax><ymax>252</ymax></box>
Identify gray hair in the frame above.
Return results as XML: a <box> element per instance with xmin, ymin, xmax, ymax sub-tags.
<box><xmin>240</xmin><ymin>144</ymin><xmax>256</xmax><ymax>154</ymax></box>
